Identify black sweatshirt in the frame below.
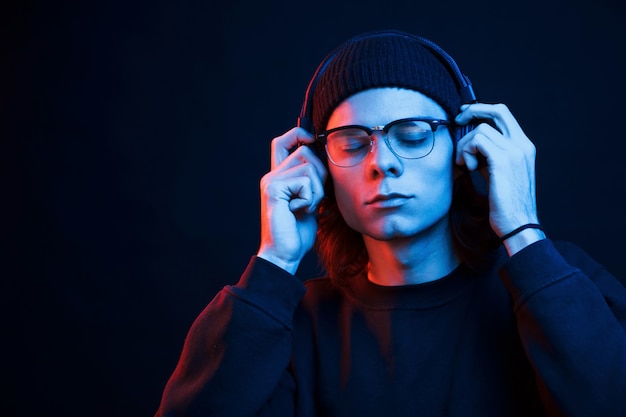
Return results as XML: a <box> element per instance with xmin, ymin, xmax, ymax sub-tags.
<box><xmin>155</xmin><ymin>239</ymin><xmax>626</xmax><ymax>416</ymax></box>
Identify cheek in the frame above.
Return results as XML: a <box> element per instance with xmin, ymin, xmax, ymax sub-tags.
<box><xmin>429</xmin><ymin>140</ymin><xmax>456</xmax><ymax>186</ymax></box>
<box><xmin>429</xmin><ymin>157</ymin><xmax>455</xmax><ymax>205</ymax></box>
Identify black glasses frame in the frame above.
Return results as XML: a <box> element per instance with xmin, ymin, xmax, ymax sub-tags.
<box><xmin>315</xmin><ymin>117</ymin><xmax>451</xmax><ymax>167</ymax></box>
<box><xmin>316</xmin><ymin>117</ymin><xmax>450</xmax><ymax>140</ymax></box>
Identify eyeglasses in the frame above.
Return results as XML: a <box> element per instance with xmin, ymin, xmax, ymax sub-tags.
<box><xmin>316</xmin><ymin>118</ymin><xmax>451</xmax><ymax>167</ymax></box>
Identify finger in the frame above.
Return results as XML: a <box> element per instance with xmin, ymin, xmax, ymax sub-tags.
<box><xmin>273</xmin><ymin>144</ymin><xmax>328</xmax><ymax>185</ymax></box>
<box><xmin>455</xmin><ymin>103</ymin><xmax>523</xmax><ymax>138</ymax></box>
<box><xmin>456</xmin><ymin>107</ymin><xmax>536</xmax><ymax>166</ymax></box>
<box><xmin>268</xmin><ymin>162</ymin><xmax>326</xmax><ymax>212</ymax></box>
<box><xmin>455</xmin><ymin>128</ymin><xmax>506</xmax><ymax>171</ymax></box>
<box><xmin>280</xmin><ymin>161</ymin><xmax>326</xmax><ymax>212</ymax></box>
<box><xmin>272</xmin><ymin>175</ymin><xmax>315</xmax><ymax>214</ymax></box>
<box><xmin>271</xmin><ymin>127</ymin><xmax>315</xmax><ymax>170</ymax></box>
<box><xmin>303</xmin><ymin>163</ymin><xmax>326</xmax><ymax>212</ymax></box>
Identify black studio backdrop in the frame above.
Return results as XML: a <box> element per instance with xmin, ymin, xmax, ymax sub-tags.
<box><xmin>2</xmin><ymin>0</ymin><xmax>625</xmax><ymax>416</ymax></box>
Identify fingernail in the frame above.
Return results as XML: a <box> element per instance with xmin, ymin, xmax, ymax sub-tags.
<box><xmin>460</xmin><ymin>104</ymin><xmax>470</xmax><ymax>110</ymax></box>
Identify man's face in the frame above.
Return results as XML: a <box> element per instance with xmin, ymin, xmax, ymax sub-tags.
<box><xmin>326</xmin><ymin>87</ymin><xmax>455</xmax><ymax>242</ymax></box>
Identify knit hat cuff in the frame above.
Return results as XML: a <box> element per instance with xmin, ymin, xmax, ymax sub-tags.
<box><xmin>311</xmin><ymin>33</ymin><xmax>462</xmax><ymax>133</ymax></box>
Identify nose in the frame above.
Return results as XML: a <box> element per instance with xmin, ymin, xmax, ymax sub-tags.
<box><xmin>367</xmin><ymin>131</ymin><xmax>403</xmax><ymax>177</ymax></box>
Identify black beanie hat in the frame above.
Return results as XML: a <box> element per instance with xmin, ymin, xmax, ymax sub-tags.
<box><xmin>311</xmin><ymin>30</ymin><xmax>462</xmax><ymax>133</ymax></box>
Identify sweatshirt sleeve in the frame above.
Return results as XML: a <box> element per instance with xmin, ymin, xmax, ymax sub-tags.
<box><xmin>155</xmin><ymin>256</ymin><xmax>306</xmax><ymax>417</ymax></box>
<box><xmin>499</xmin><ymin>239</ymin><xmax>626</xmax><ymax>417</ymax></box>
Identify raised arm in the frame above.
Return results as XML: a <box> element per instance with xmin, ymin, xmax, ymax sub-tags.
<box><xmin>155</xmin><ymin>127</ymin><xmax>326</xmax><ymax>416</ymax></box>
<box><xmin>155</xmin><ymin>257</ymin><xmax>306</xmax><ymax>416</ymax></box>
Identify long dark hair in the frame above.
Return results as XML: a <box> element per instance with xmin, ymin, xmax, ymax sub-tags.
<box><xmin>314</xmin><ymin>166</ymin><xmax>500</xmax><ymax>286</ymax></box>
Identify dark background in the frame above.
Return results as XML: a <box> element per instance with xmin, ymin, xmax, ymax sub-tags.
<box><xmin>2</xmin><ymin>0</ymin><xmax>625</xmax><ymax>415</ymax></box>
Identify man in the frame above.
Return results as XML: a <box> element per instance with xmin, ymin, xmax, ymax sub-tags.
<box><xmin>156</xmin><ymin>30</ymin><xmax>626</xmax><ymax>417</ymax></box>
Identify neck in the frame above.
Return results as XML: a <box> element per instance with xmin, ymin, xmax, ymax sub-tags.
<box><xmin>364</xmin><ymin>220</ymin><xmax>459</xmax><ymax>286</ymax></box>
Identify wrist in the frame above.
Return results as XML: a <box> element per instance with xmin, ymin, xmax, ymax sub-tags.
<box><xmin>502</xmin><ymin>227</ymin><xmax>546</xmax><ymax>257</ymax></box>
<box><xmin>256</xmin><ymin>250</ymin><xmax>301</xmax><ymax>275</ymax></box>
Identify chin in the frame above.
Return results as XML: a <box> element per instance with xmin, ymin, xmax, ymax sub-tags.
<box><xmin>367</xmin><ymin>228</ymin><xmax>420</xmax><ymax>242</ymax></box>
<box><xmin>357</xmin><ymin>220</ymin><xmax>422</xmax><ymax>241</ymax></box>
<box><xmin>357</xmin><ymin>214</ymin><xmax>450</xmax><ymax>242</ymax></box>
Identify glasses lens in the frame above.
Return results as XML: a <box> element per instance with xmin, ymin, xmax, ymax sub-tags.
<box><xmin>388</xmin><ymin>120</ymin><xmax>435</xmax><ymax>159</ymax></box>
<box><xmin>325</xmin><ymin>128</ymin><xmax>371</xmax><ymax>167</ymax></box>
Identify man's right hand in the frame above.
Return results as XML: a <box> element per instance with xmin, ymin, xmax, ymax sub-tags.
<box><xmin>256</xmin><ymin>127</ymin><xmax>328</xmax><ymax>274</ymax></box>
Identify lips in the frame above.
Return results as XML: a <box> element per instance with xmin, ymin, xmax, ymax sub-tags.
<box><xmin>365</xmin><ymin>193</ymin><xmax>412</xmax><ymax>206</ymax></box>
